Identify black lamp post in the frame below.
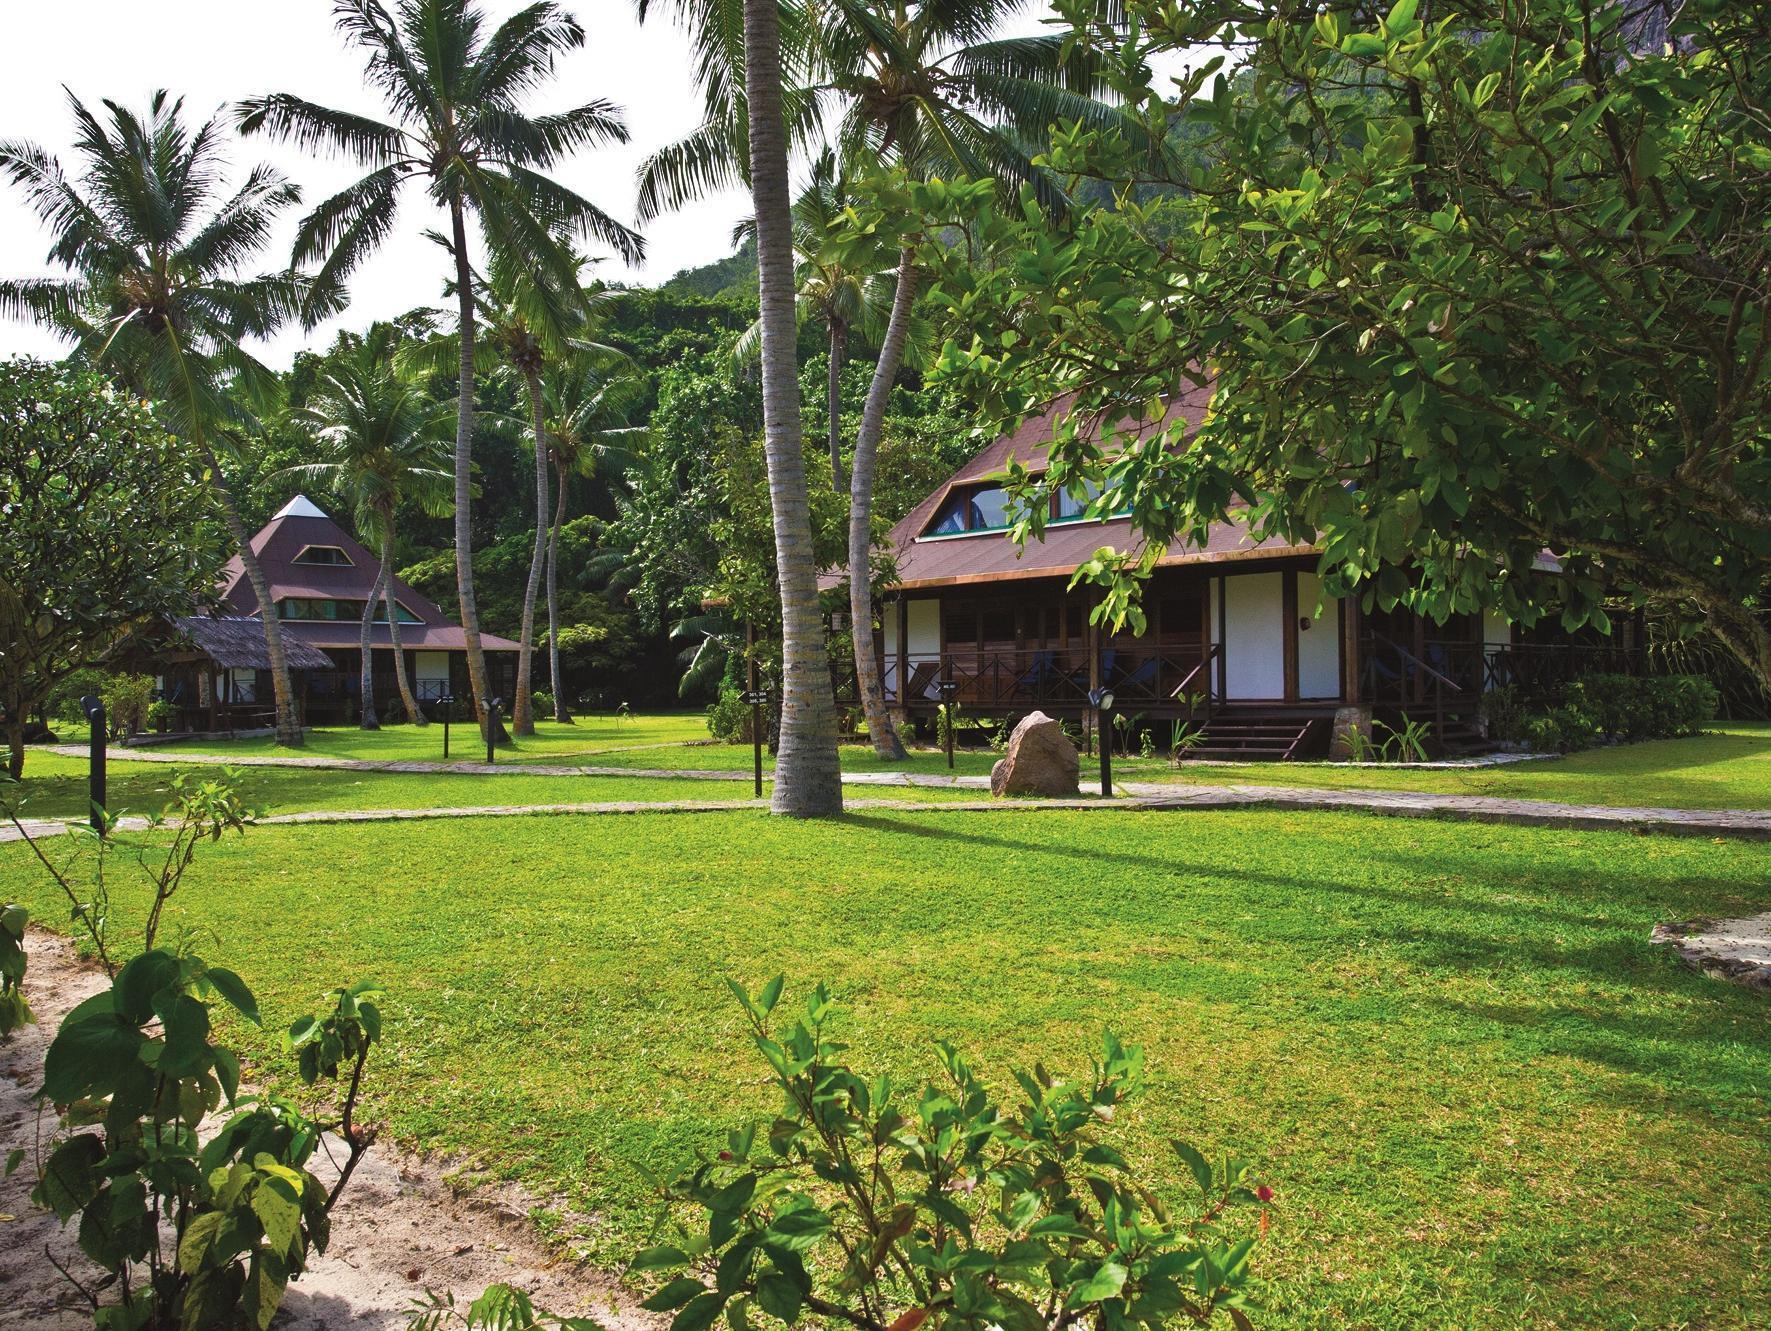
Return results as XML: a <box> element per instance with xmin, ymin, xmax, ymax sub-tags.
<box><xmin>487</xmin><ymin>697</ymin><xmax>502</xmax><ymax>765</ymax></box>
<box><xmin>1088</xmin><ymin>686</ymin><xmax>1116</xmax><ymax>797</ymax></box>
<box><xmin>80</xmin><ymin>695</ymin><xmax>106</xmax><ymax>834</ymax></box>
<box><xmin>936</xmin><ymin>678</ymin><xmax>959</xmax><ymax>769</ymax></box>
<box><xmin>440</xmin><ymin>694</ymin><xmax>454</xmax><ymax>759</ymax></box>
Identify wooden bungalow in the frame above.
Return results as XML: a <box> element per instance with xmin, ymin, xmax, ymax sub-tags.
<box><xmin>836</xmin><ymin>393</ymin><xmax>1636</xmax><ymax>758</ymax></box>
<box><xmin>152</xmin><ymin>496</ymin><xmax>518</xmax><ymax>727</ymax></box>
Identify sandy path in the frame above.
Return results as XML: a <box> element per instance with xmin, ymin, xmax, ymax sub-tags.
<box><xmin>0</xmin><ymin>930</ymin><xmax>656</xmax><ymax>1330</ymax></box>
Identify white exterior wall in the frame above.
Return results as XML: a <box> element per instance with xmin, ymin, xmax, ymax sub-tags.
<box><xmin>415</xmin><ymin>651</ymin><xmax>450</xmax><ymax>696</ymax></box>
<box><xmin>884</xmin><ymin>599</ymin><xmax>943</xmax><ymax>700</ymax></box>
<box><xmin>1221</xmin><ymin>572</ymin><xmax>1286</xmax><ymax>700</ymax></box>
<box><xmin>1483</xmin><ymin>609</ymin><xmax>1511</xmax><ymax>650</ymax></box>
<box><xmin>1297</xmin><ymin>571</ymin><xmax>1341</xmax><ymax>699</ymax></box>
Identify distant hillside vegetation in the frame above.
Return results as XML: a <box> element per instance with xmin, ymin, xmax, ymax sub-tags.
<box><xmin>661</xmin><ymin>238</ymin><xmax>757</xmax><ymax>302</ymax></box>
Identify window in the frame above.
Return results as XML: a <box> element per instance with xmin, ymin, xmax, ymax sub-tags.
<box><xmin>926</xmin><ymin>484</ymin><xmax>1013</xmax><ymax>536</ymax></box>
<box><xmin>370</xmin><ymin>601</ymin><xmax>425</xmax><ymax>625</ymax></box>
<box><xmin>277</xmin><ymin>598</ymin><xmax>362</xmax><ymax>621</ymax></box>
<box><xmin>292</xmin><ymin>545</ymin><xmax>353</xmax><ymax>566</ymax></box>
<box><xmin>1054</xmin><ymin>479</ymin><xmax>1103</xmax><ymax>520</ymax></box>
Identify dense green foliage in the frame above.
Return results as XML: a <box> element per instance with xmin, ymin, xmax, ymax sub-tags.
<box><xmin>909</xmin><ymin>0</ymin><xmax>1771</xmax><ymax>684</ymax></box>
<box><xmin>0</xmin><ymin>360</ymin><xmax>228</xmax><ymax>777</ymax></box>
<box><xmin>1483</xmin><ymin>673</ymin><xmax>1720</xmax><ymax>754</ymax></box>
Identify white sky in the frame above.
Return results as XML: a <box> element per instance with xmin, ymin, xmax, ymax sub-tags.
<box><xmin>0</xmin><ymin>0</ymin><xmax>756</xmax><ymax>366</ymax></box>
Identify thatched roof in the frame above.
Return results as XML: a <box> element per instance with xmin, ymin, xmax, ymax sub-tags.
<box><xmin>172</xmin><ymin>617</ymin><xmax>336</xmax><ymax>671</ymax></box>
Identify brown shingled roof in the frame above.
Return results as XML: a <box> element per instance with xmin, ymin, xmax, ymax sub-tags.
<box><xmin>219</xmin><ymin>498</ymin><xmax>519</xmax><ymax>652</ymax></box>
<box><xmin>835</xmin><ymin>387</ymin><xmax>1318</xmax><ymax>593</ymax></box>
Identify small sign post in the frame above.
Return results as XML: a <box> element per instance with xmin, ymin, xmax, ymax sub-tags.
<box><xmin>740</xmin><ymin>688</ymin><xmax>768</xmax><ymax>797</ymax></box>
<box><xmin>80</xmin><ymin>695</ymin><xmax>106</xmax><ymax>834</ymax></box>
<box><xmin>440</xmin><ymin>694</ymin><xmax>453</xmax><ymax>759</ymax></box>
<box><xmin>487</xmin><ymin>697</ymin><xmax>502</xmax><ymax>766</ymax></box>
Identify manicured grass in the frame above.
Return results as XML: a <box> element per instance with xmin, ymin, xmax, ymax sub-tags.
<box><xmin>1127</xmin><ymin>722</ymin><xmax>1771</xmax><ymax>810</ymax></box>
<box><xmin>154</xmin><ymin>714</ymin><xmax>715</xmax><ymax>763</ymax></box>
<box><xmin>5</xmin><ymin>750</ymin><xmax>770</xmax><ymax>818</ymax></box>
<box><xmin>4</xmin><ymin>809</ymin><xmax>1765</xmax><ymax>1329</ymax></box>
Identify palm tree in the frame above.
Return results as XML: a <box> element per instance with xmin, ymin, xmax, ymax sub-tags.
<box><xmin>817</xmin><ymin>0</ymin><xmax>1126</xmax><ymax>763</ymax></box>
<box><xmin>0</xmin><ymin>92</ymin><xmax>325</xmax><ymax>747</ymax></box>
<box><xmin>640</xmin><ymin>0</ymin><xmax>1122</xmax><ymax>763</ymax></box>
<box><xmin>733</xmin><ymin>149</ymin><xmax>907</xmax><ymax>492</ymax></box>
<box><xmin>239</xmin><ymin>0</ymin><xmax>644</xmax><ymax>735</ymax></box>
<box><xmin>278</xmin><ymin>324</ymin><xmax>453</xmax><ymax>729</ymax></box>
<box><xmin>642</xmin><ymin>0</ymin><xmax>843</xmax><ymax>813</ymax></box>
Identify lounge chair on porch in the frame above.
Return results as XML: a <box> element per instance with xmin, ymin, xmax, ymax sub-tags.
<box><xmin>903</xmin><ymin>660</ymin><xmax>942</xmax><ymax>703</ymax></box>
<box><xmin>1014</xmin><ymin>651</ymin><xmax>1054</xmax><ymax>699</ymax></box>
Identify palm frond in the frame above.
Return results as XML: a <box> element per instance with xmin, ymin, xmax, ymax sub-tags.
<box><xmin>469</xmin><ymin>1</ymin><xmax>585</xmax><ymax>106</ymax></box>
<box><xmin>235</xmin><ymin>93</ymin><xmax>410</xmax><ymax>166</ymax></box>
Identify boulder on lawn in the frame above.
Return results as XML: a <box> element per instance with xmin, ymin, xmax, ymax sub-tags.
<box><xmin>990</xmin><ymin>711</ymin><xmax>1080</xmax><ymax>798</ymax></box>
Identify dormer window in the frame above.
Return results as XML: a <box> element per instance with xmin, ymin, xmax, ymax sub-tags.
<box><xmin>924</xmin><ymin>478</ymin><xmax>1115</xmax><ymax>538</ymax></box>
<box><xmin>292</xmin><ymin>544</ymin><xmax>353</xmax><ymax>566</ymax></box>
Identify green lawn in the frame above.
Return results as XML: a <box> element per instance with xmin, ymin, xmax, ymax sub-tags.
<box><xmin>4</xmin><ymin>750</ymin><xmax>769</xmax><ymax>819</ymax></box>
<box><xmin>4</xmin><ymin>808</ymin><xmax>1765</xmax><ymax>1330</ymax></box>
<box><xmin>1127</xmin><ymin>722</ymin><xmax>1771</xmax><ymax>810</ymax></box>
<box><xmin>152</xmin><ymin>713</ymin><xmax>715</xmax><ymax>763</ymax></box>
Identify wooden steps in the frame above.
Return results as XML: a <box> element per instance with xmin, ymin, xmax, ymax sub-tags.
<box><xmin>1183</xmin><ymin>711</ymin><xmax>1325</xmax><ymax>761</ymax></box>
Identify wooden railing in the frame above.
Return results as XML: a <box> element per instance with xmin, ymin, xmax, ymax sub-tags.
<box><xmin>1362</xmin><ymin>634</ymin><xmax>1476</xmax><ymax>736</ymax></box>
<box><xmin>858</xmin><ymin>646</ymin><xmax>1222</xmax><ymax>715</ymax></box>
<box><xmin>1484</xmin><ymin>642</ymin><xmax>1641</xmax><ymax>694</ymax></box>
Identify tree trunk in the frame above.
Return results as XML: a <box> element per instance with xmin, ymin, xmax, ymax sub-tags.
<box><xmin>547</xmin><ymin>459</ymin><xmax>571</xmax><ymax>724</ymax></box>
<box><xmin>200</xmin><ymin>443</ymin><xmax>302</xmax><ymax>747</ymax></box>
<box><xmin>827</xmin><ymin>319</ymin><xmax>846</xmax><ymax>491</ymax></box>
<box><xmin>358</xmin><ymin>550</ymin><xmax>388</xmax><ymax>730</ymax></box>
<box><xmin>743</xmin><ymin>0</ymin><xmax>843</xmax><ymax>816</ymax></box>
<box><xmin>449</xmin><ymin>193</ymin><xmax>493</xmax><ymax>736</ymax></box>
<box><xmin>382</xmin><ymin>522</ymin><xmax>426</xmax><ymax>726</ymax></box>
<box><xmin>5</xmin><ymin>722</ymin><xmax>23</xmax><ymax>781</ymax></box>
<box><xmin>849</xmin><ymin>246</ymin><xmax>917</xmax><ymax>761</ymax></box>
<box><xmin>513</xmin><ymin>367</ymin><xmax>550</xmax><ymax>736</ymax></box>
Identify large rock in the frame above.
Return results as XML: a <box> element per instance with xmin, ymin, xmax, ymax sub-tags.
<box><xmin>990</xmin><ymin>711</ymin><xmax>1080</xmax><ymax>798</ymax></box>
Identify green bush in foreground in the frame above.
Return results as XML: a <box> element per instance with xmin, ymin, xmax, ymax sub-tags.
<box><xmin>428</xmin><ymin>978</ymin><xmax>1263</xmax><ymax>1331</ymax></box>
<box><xmin>8</xmin><ymin>777</ymin><xmax>386</xmax><ymax>1331</ymax></box>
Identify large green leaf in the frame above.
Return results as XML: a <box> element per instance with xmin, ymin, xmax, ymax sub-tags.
<box><xmin>43</xmin><ymin>1012</ymin><xmax>146</xmax><ymax>1103</ymax></box>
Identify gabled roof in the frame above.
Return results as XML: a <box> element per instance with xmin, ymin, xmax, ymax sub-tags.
<box><xmin>221</xmin><ymin>498</ymin><xmax>520</xmax><ymax>652</ymax></box>
<box><xmin>856</xmin><ymin>387</ymin><xmax>1317</xmax><ymax>593</ymax></box>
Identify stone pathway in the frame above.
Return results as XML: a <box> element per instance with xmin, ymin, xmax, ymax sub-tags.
<box><xmin>1652</xmin><ymin>913</ymin><xmax>1771</xmax><ymax>990</ymax></box>
<box><xmin>11</xmin><ymin>770</ymin><xmax>1771</xmax><ymax>841</ymax></box>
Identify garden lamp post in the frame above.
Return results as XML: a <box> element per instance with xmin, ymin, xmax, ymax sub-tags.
<box><xmin>936</xmin><ymin>678</ymin><xmax>959</xmax><ymax>770</ymax></box>
<box><xmin>487</xmin><ymin>697</ymin><xmax>502</xmax><ymax>766</ymax></box>
<box><xmin>1089</xmin><ymin>686</ymin><xmax>1115</xmax><ymax>797</ymax></box>
<box><xmin>80</xmin><ymin>694</ymin><xmax>106</xmax><ymax>834</ymax></box>
<box><xmin>440</xmin><ymin>693</ymin><xmax>453</xmax><ymax>759</ymax></box>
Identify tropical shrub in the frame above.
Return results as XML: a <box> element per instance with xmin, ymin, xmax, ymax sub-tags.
<box><xmin>102</xmin><ymin>672</ymin><xmax>157</xmax><ymax>737</ymax></box>
<box><xmin>1</xmin><ymin>901</ymin><xmax>30</xmax><ymax>1036</ymax></box>
<box><xmin>631</xmin><ymin>979</ymin><xmax>1265</xmax><ymax>1331</ymax></box>
<box><xmin>707</xmin><ymin>684</ymin><xmax>757</xmax><ymax>744</ymax></box>
<box><xmin>1487</xmin><ymin>674</ymin><xmax>1718</xmax><ymax>751</ymax></box>
<box><xmin>531</xmin><ymin>691</ymin><xmax>554</xmax><ymax>719</ymax></box>
<box><xmin>146</xmin><ymin>699</ymin><xmax>177</xmax><ymax>732</ymax></box>
<box><xmin>10</xmin><ymin>776</ymin><xmax>386</xmax><ymax>1330</ymax></box>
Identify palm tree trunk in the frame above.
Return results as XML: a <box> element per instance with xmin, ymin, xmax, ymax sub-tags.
<box><xmin>449</xmin><ymin>193</ymin><xmax>493</xmax><ymax>737</ymax></box>
<box><xmin>382</xmin><ymin>523</ymin><xmax>425</xmax><ymax>726</ymax></box>
<box><xmin>743</xmin><ymin>0</ymin><xmax>842</xmax><ymax>816</ymax></box>
<box><xmin>849</xmin><ymin>246</ymin><xmax>916</xmax><ymax>762</ymax></box>
<box><xmin>547</xmin><ymin>459</ymin><xmax>571</xmax><ymax>724</ymax></box>
<box><xmin>200</xmin><ymin>443</ymin><xmax>302</xmax><ymax>747</ymax></box>
<box><xmin>827</xmin><ymin>320</ymin><xmax>846</xmax><ymax>491</ymax></box>
<box><xmin>513</xmin><ymin>367</ymin><xmax>550</xmax><ymax>736</ymax></box>
<box><xmin>358</xmin><ymin>553</ymin><xmax>388</xmax><ymax>730</ymax></box>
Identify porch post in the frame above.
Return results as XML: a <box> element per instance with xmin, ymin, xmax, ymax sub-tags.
<box><xmin>206</xmin><ymin>666</ymin><xmax>219</xmax><ymax>733</ymax></box>
<box><xmin>1281</xmin><ymin>570</ymin><xmax>1300</xmax><ymax>704</ymax></box>
<box><xmin>1215</xmin><ymin>574</ymin><xmax>1228</xmax><ymax>700</ymax></box>
<box><xmin>1341</xmin><ymin>596</ymin><xmax>1362</xmax><ymax>704</ymax></box>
